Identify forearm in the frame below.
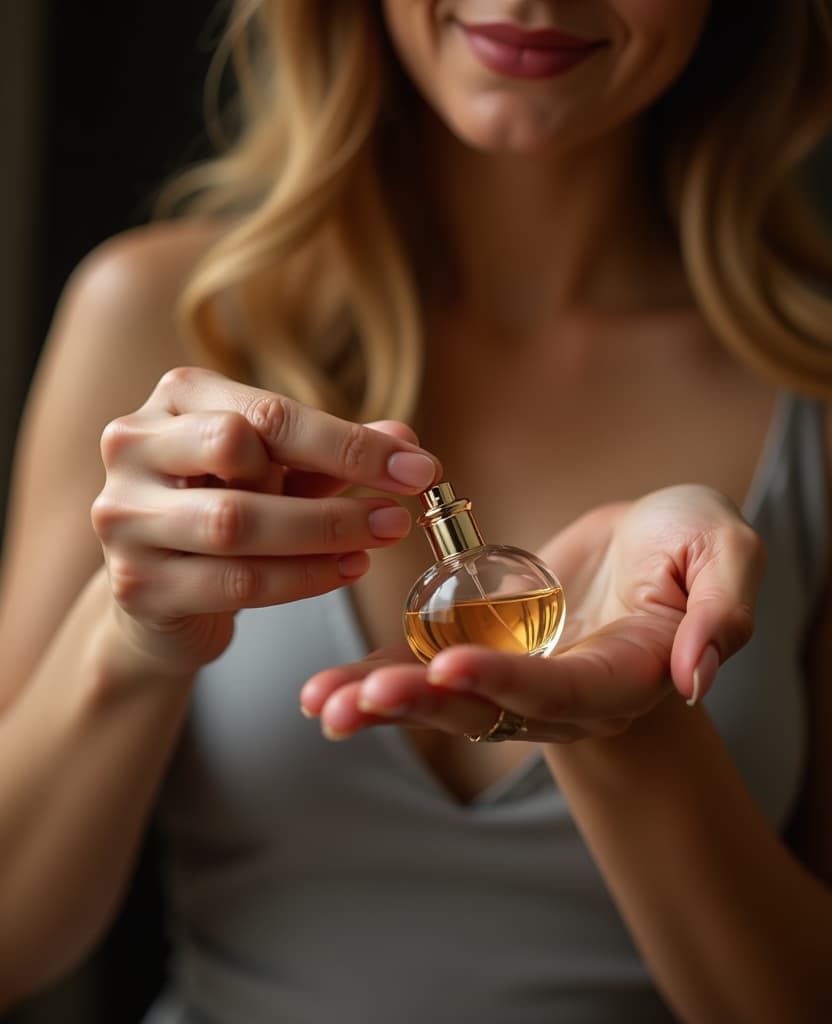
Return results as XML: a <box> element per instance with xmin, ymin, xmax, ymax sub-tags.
<box><xmin>0</xmin><ymin>568</ymin><xmax>194</xmax><ymax>1008</ymax></box>
<box><xmin>544</xmin><ymin>696</ymin><xmax>832</xmax><ymax>1024</ymax></box>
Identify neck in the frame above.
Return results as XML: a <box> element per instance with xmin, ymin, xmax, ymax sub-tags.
<box><xmin>418</xmin><ymin>116</ymin><xmax>689</xmax><ymax>332</ymax></box>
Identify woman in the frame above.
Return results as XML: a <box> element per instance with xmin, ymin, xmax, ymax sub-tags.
<box><xmin>1</xmin><ymin>1</ymin><xmax>831</xmax><ymax>1021</ymax></box>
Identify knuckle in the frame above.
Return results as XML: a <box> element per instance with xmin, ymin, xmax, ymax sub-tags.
<box><xmin>90</xmin><ymin>492</ymin><xmax>127</xmax><ymax>543</ymax></box>
<box><xmin>222</xmin><ymin>561</ymin><xmax>263</xmax><ymax>605</ymax></box>
<box><xmin>247</xmin><ymin>394</ymin><xmax>293</xmax><ymax>450</ymax></box>
<box><xmin>336</xmin><ymin>423</ymin><xmax>371</xmax><ymax>475</ymax></box>
<box><xmin>200</xmin><ymin>494</ymin><xmax>247</xmax><ymax>552</ymax></box>
<box><xmin>155</xmin><ymin>365</ymin><xmax>199</xmax><ymax>398</ymax></box>
<box><xmin>106</xmin><ymin>554</ymin><xmax>147</xmax><ymax>612</ymax></box>
<box><xmin>99</xmin><ymin>416</ymin><xmax>139</xmax><ymax>466</ymax></box>
<box><xmin>289</xmin><ymin>556</ymin><xmax>335</xmax><ymax>602</ymax></box>
<box><xmin>299</xmin><ymin>557</ymin><xmax>322</xmax><ymax>598</ymax></box>
<box><xmin>201</xmin><ymin>411</ymin><xmax>252</xmax><ymax>472</ymax></box>
<box><xmin>318</xmin><ymin>499</ymin><xmax>348</xmax><ymax>548</ymax></box>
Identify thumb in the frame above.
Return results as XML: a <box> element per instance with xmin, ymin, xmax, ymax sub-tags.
<box><xmin>669</xmin><ymin>529</ymin><xmax>766</xmax><ymax>704</ymax></box>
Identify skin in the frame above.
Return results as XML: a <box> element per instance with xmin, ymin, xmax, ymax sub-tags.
<box><xmin>0</xmin><ymin>0</ymin><xmax>830</xmax><ymax>1019</ymax></box>
<box><xmin>383</xmin><ymin>0</ymin><xmax>710</xmax><ymax>155</ymax></box>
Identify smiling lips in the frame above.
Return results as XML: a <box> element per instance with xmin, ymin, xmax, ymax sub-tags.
<box><xmin>461</xmin><ymin>22</ymin><xmax>607</xmax><ymax>80</ymax></box>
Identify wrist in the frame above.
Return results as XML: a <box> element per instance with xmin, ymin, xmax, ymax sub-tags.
<box><xmin>81</xmin><ymin>574</ymin><xmax>200</xmax><ymax>710</ymax></box>
<box><xmin>543</xmin><ymin>693</ymin><xmax>709</xmax><ymax>797</ymax></box>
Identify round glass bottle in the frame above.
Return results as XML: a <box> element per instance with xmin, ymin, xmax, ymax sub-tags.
<box><xmin>403</xmin><ymin>482</ymin><xmax>566</xmax><ymax>663</ymax></box>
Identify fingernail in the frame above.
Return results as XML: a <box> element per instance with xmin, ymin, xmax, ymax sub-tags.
<box><xmin>426</xmin><ymin>671</ymin><xmax>476</xmax><ymax>691</ymax></box>
<box><xmin>299</xmin><ymin>703</ymin><xmax>317</xmax><ymax>719</ymax></box>
<box><xmin>322</xmin><ymin>723</ymin><xmax>352</xmax><ymax>742</ymax></box>
<box><xmin>689</xmin><ymin>644</ymin><xmax>719</xmax><ymax>707</ymax></box>
<box><xmin>368</xmin><ymin>505</ymin><xmax>411</xmax><ymax>539</ymax></box>
<box><xmin>387</xmin><ymin>452</ymin><xmax>437</xmax><ymax>489</ymax></box>
<box><xmin>338</xmin><ymin>551</ymin><xmax>370</xmax><ymax>578</ymax></box>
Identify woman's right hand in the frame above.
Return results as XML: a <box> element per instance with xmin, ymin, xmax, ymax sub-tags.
<box><xmin>90</xmin><ymin>366</ymin><xmax>441</xmax><ymax>675</ymax></box>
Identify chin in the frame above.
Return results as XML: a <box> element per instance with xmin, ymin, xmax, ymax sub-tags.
<box><xmin>460</xmin><ymin>124</ymin><xmax>556</xmax><ymax>154</ymax></box>
<box><xmin>452</xmin><ymin>119</ymin><xmax>562</xmax><ymax>156</ymax></box>
<box><xmin>449</xmin><ymin>96</ymin><xmax>568</xmax><ymax>155</ymax></box>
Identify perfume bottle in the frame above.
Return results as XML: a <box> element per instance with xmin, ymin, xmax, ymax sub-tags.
<box><xmin>403</xmin><ymin>482</ymin><xmax>566</xmax><ymax>663</ymax></box>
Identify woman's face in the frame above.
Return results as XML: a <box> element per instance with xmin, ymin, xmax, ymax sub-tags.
<box><xmin>381</xmin><ymin>0</ymin><xmax>712</xmax><ymax>154</ymax></box>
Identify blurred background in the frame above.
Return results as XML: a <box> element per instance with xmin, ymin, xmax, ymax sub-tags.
<box><xmin>0</xmin><ymin>2</ymin><xmax>831</xmax><ymax>1022</ymax></box>
<box><xmin>1</xmin><ymin>2</ymin><xmax>217</xmax><ymax>1022</ymax></box>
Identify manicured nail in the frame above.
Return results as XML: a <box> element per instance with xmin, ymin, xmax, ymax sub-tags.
<box><xmin>426</xmin><ymin>671</ymin><xmax>476</xmax><ymax>691</ymax></box>
<box><xmin>338</xmin><ymin>551</ymin><xmax>370</xmax><ymax>578</ymax></box>
<box><xmin>387</xmin><ymin>451</ymin><xmax>437</xmax><ymax>489</ymax></box>
<box><xmin>368</xmin><ymin>505</ymin><xmax>411</xmax><ymax>539</ymax></box>
<box><xmin>689</xmin><ymin>644</ymin><xmax>719</xmax><ymax>707</ymax></box>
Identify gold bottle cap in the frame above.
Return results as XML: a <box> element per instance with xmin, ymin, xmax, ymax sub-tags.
<box><xmin>418</xmin><ymin>482</ymin><xmax>485</xmax><ymax>561</ymax></box>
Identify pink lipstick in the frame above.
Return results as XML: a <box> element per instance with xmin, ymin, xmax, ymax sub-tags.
<box><xmin>460</xmin><ymin>22</ymin><xmax>606</xmax><ymax>80</ymax></box>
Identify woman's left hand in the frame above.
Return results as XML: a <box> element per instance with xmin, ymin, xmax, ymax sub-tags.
<box><xmin>300</xmin><ymin>485</ymin><xmax>765</xmax><ymax>743</ymax></box>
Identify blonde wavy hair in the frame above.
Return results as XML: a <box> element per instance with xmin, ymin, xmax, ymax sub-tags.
<box><xmin>164</xmin><ymin>0</ymin><xmax>832</xmax><ymax>421</ymax></box>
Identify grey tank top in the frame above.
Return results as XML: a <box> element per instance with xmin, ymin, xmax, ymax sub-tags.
<box><xmin>145</xmin><ymin>393</ymin><xmax>825</xmax><ymax>1024</ymax></box>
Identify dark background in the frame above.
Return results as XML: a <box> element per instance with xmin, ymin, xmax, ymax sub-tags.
<box><xmin>2</xmin><ymin>3</ymin><xmax>217</xmax><ymax>1022</ymax></box>
<box><xmin>0</xmin><ymin>3</ymin><xmax>831</xmax><ymax>1023</ymax></box>
<box><xmin>0</xmin><ymin>0</ymin><xmax>222</xmax><ymax>528</ymax></box>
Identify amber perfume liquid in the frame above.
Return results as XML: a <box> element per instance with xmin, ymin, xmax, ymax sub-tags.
<box><xmin>404</xmin><ymin>585</ymin><xmax>564</xmax><ymax>663</ymax></box>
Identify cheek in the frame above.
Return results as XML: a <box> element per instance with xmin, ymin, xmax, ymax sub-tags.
<box><xmin>607</xmin><ymin>0</ymin><xmax>711</xmax><ymax>108</ymax></box>
<box><xmin>615</xmin><ymin>0</ymin><xmax>711</xmax><ymax>65</ymax></box>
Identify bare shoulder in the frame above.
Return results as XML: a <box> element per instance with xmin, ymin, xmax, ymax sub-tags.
<box><xmin>71</xmin><ymin>216</ymin><xmax>222</xmax><ymax>298</ymax></box>
<box><xmin>55</xmin><ymin>218</ymin><xmax>226</xmax><ymax>377</ymax></box>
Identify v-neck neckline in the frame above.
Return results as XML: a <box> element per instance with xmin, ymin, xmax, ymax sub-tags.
<box><xmin>377</xmin><ymin>718</ymin><xmax>549</xmax><ymax>809</ymax></box>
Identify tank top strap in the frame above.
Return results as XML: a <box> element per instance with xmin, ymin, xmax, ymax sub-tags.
<box><xmin>746</xmin><ymin>392</ymin><xmax>829</xmax><ymax>612</ymax></box>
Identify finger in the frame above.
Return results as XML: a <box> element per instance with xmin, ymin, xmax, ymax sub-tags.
<box><xmin>147</xmin><ymin>367</ymin><xmax>441</xmax><ymax>494</ymax></box>
<box><xmin>363</xmin><ymin>420</ymin><xmax>420</xmax><ymax>446</ymax></box>
<box><xmin>101</xmin><ymin>409</ymin><xmax>272</xmax><ymax>486</ymax></box>
<box><xmin>424</xmin><ymin>617</ymin><xmax>675</xmax><ymax>722</ymax></box>
<box><xmin>316</xmin><ymin>681</ymin><xmax>394</xmax><ymax>740</ymax></box>
<box><xmin>357</xmin><ymin>664</ymin><xmax>494</xmax><ymax>724</ymax></box>
<box><xmin>108</xmin><ymin>549</ymin><xmax>371</xmax><ymax>619</ymax></box>
<box><xmin>281</xmin><ymin>422</ymin><xmax>423</xmax><ymax>499</ymax></box>
<box><xmin>326</xmin><ymin>668</ymin><xmax>592</xmax><ymax>743</ymax></box>
<box><xmin>299</xmin><ymin>643</ymin><xmax>414</xmax><ymax>715</ymax></box>
<box><xmin>319</xmin><ymin>671</ymin><xmax>495</xmax><ymax>741</ymax></box>
<box><xmin>354</xmin><ymin>666</ymin><xmax>519</xmax><ymax>738</ymax></box>
<box><xmin>110</xmin><ymin>491</ymin><xmax>412</xmax><ymax>556</ymax></box>
<box><xmin>670</xmin><ymin>524</ymin><xmax>766</xmax><ymax>704</ymax></box>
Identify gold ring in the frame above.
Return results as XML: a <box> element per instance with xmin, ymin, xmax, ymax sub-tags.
<box><xmin>465</xmin><ymin>708</ymin><xmax>529</xmax><ymax>743</ymax></box>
